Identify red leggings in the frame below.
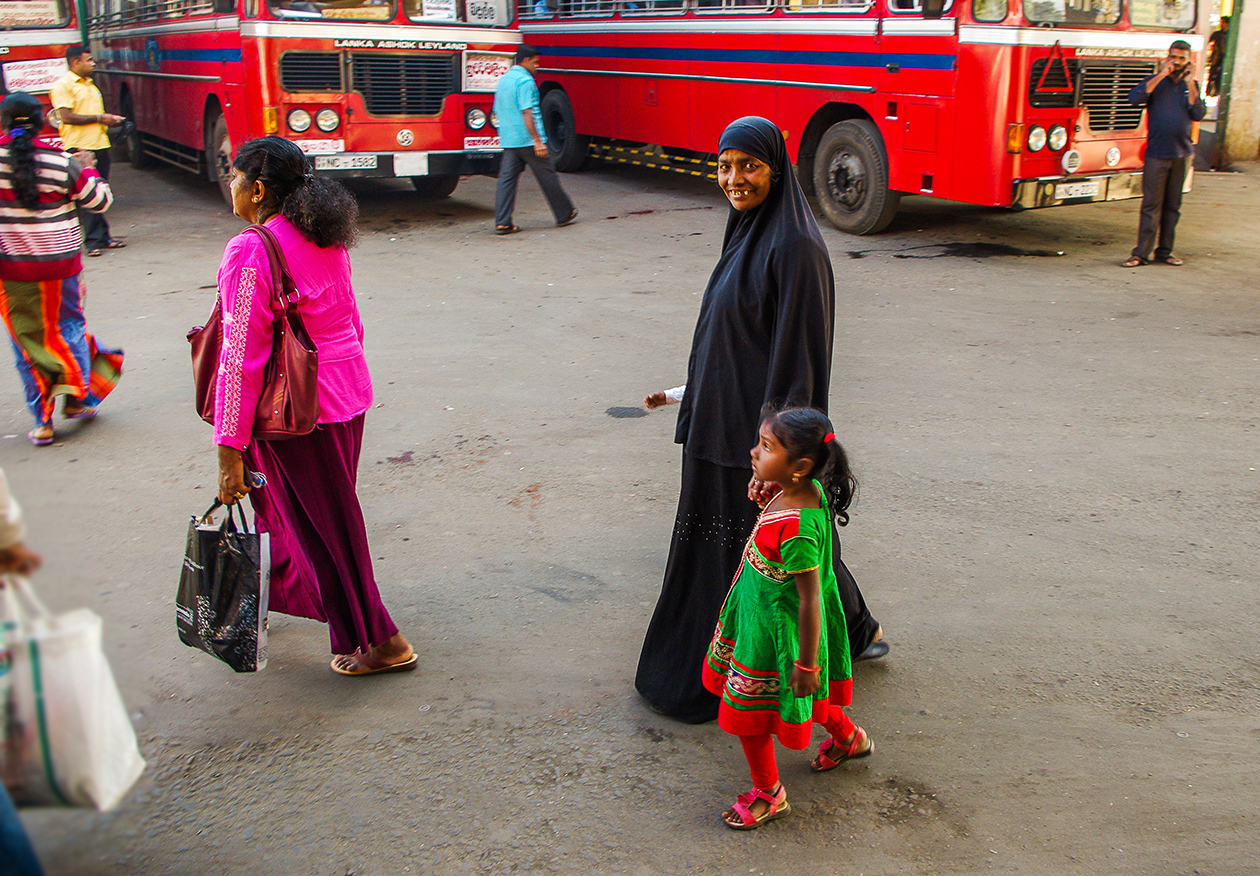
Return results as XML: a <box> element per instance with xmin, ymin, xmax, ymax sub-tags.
<box><xmin>739</xmin><ymin>706</ymin><xmax>857</xmax><ymax>789</ymax></box>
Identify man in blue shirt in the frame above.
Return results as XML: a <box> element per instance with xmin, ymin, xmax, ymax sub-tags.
<box><xmin>1123</xmin><ymin>40</ymin><xmax>1205</xmax><ymax>267</ymax></box>
<box><xmin>492</xmin><ymin>45</ymin><xmax>577</xmax><ymax>234</ymax></box>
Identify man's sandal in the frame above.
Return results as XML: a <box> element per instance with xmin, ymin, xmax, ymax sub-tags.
<box><xmin>722</xmin><ymin>783</ymin><xmax>791</xmax><ymax>830</ymax></box>
<box><xmin>811</xmin><ymin>727</ymin><xmax>873</xmax><ymax>772</ymax></box>
<box><xmin>1160</xmin><ymin>255</ymin><xmax>1184</xmax><ymax>266</ymax></box>
<box><xmin>1121</xmin><ymin>256</ymin><xmax>1148</xmax><ymax>267</ymax></box>
<box><xmin>495</xmin><ymin>224</ymin><xmax>521</xmax><ymax>235</ymax></box>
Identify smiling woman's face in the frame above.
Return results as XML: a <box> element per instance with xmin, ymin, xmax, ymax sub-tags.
<box><xmin>717</xmin><ymin>148</ymin><xmax>773</xmax><ymax>212</ymax></box>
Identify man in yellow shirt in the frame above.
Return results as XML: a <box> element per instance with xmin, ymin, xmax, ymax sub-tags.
<box><xmin>50</xmin><ymin>45</ymin><xmax>126</xmax><ymax>256</ymax></box>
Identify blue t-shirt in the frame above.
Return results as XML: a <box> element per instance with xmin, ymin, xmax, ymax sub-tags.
<box><xmin>1128</xmin><ymin>74</ymin><xmax>1206</xmax><ymax>160</ymax></box>
<box><xmin>493</xmin><ymin>65</ymin><xmax>544</xmax><ymax>150</ymax></box>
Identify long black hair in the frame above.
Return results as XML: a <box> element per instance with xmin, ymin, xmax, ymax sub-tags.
<box><xmin>2</xmin><ymin>92</ymin><xmax>47</xmax><ymax>211</ymax></box>
<box><xmin>762</xmin><ymin>406</ymin><xmax>858</xmax><ymax>526</ymax></box>
<box><xmin>232</xmin><ymin>136</ymin><xmax>358</xmax><ymax>249</ymax></box>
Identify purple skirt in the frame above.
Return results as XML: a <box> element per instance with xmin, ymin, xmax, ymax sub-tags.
<box><xmin>243</xmin><ymin>414</ymin><xmax>399</xmax><ymax>655</ymax></box>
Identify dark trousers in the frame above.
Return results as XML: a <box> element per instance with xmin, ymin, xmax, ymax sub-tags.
<box><xmin>493</xmin><ymin>145</ymin><xmax>574</xmax><ymax>227</ymax></box>
<box><xmin>1132</xmin><ymin>155</ymin><xmax>1189</xmax><ymax>262</ymax></box>
<box><xmin>80</xmin><ymin>148</ymin><xmax>112</xmax><ymax>250</ymax></box>
<box><xmin>0</xmin><ymin>786</ymin><xmax>44</xmax><ymax>876</ymax></box>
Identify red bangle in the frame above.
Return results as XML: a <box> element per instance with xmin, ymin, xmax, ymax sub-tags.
<box><xmin>793</xmin><ymin>660</ymin><xmax>820</xmax><ymax>673</ymax></box>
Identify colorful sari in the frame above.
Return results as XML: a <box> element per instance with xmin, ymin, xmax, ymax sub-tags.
<box><xmin>0</xmin><ymin>275</ymin><xmax>122</xmax><ymax>427</ymax></box>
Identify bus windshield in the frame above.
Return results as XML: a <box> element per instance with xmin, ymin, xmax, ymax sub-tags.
<box><xmin>0</xmin><ymin>0</ymin><xmax>71</xmax><ymax>27</ymax></box>
<box><xmin>404</xmin><ymin>0</ymin><xmax>513</xmax><ymax>24</ymax></box>
<box><xmin>1129</xmin><ymin>0</ymin><xmax>1194</xmax><ymax>28</ymax></box>
<box><xmin>1025</xmin><ymin>0</ymin><xmax>1120</xmax><ymax>25</ymax></box>
<box><xmin>267</xmin><ymin>0</ymin><xmax>395</xmax><ymax>20</ymax></box>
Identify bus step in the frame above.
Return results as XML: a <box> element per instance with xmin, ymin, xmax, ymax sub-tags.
<box><xmin>138</xmin><ymin>134</ymin><xmax>204</xmax><ymax>176</ymax></box>
<box><xmin>588</xmin><ymin>141</ymin><xmax>717</xmax><ymax>181</ymax></box>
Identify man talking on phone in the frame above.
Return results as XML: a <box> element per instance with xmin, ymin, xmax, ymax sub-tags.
<box><xmin>1122</xmin><ymin>40</ymin><xmax>1204</xmax><ymax>268</ymax></box>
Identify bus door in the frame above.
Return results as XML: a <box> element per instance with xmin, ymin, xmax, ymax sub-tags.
<box><xmin>877</xmin><ymin>0</ymin><xmax>956</xmax><ymax>196</ymax></box>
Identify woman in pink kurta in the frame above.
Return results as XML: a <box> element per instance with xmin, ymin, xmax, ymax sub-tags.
<box><xmin>210</xmin><ymin>136</ymin><xmax>415</xmax><ymax>676</ymax></box>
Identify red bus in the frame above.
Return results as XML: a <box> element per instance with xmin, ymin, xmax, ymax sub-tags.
<box><xmin>0</xmin><ymin>0</ymin><xmax>87</xmax><ymax>122</ymax></box>
<box><xmin>84</xmin><ymin>0</ymin><xmax>521</xmax><ymax>202</ymax></box>
<box><xmin>521</xmin><ymin>0</ymin><xmax>1203</xmax><ymax>233</ymax></box>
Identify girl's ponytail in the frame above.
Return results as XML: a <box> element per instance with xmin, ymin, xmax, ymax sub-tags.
<box><xmin>818</xmin><ymin>435</ymin><xmax>857</xmax><ymax>526</ymax></box>
<box><xmin>761</xmin><ymin>405</ymin><xmax>858</xmax><ymax>526</ymax></box>
<box><xmin>1</xmin><ymin>91</ymin><xmax>47</xmax><ymax>211</ymax></box>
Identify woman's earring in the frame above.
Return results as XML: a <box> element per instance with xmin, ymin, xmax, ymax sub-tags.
<box><xmin>792</xmin><ymin>473</ymin><xmax>800</xmax><ymax>484</ymax></box>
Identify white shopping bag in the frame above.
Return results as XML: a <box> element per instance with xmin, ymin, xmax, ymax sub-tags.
<box><xmin>0</xmin><ymin>575</ymin><xmax>145</xmax><ymax>811</ymax></box>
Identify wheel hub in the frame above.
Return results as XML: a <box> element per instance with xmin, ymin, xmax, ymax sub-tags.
<box><xmin>827</xmin><ymin>150</ymin><xmax>866</xmax><ymax>211</ymax></box>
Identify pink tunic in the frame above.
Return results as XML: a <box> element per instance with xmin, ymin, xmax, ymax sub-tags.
<box><xmin>213</xmin><ymin>214</ymin><xmax>373</xmax><ymax>449</ymax></box>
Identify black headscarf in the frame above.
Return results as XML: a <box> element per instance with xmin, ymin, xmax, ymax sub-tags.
<box><xmin>675</xmin><ymin>116</ymin><xmax>836</xmax><ymax>468</ymax></box>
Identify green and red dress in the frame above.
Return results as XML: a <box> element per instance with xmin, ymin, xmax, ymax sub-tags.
<box><xmin>702</xmin><ymin>485</ymin><xmax>852</xmax><ymax>750</ymax></box>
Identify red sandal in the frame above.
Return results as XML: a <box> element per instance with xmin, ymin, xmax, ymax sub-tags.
<box><xmin>721</xmin><ymin>783</ymin><xmax>791</xmax><ymax>830</ymax></box>
<box><xmin>811</xmin><ymin>726</ymin><xmax>873</xmax><ymax>772</ymax></box>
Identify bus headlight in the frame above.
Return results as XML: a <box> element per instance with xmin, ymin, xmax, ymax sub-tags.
<box><xmin>315</xmin><ymin>108</ymin><xmax>340</xmax><ymax>133</ymax></box>
<box><xmin>466</xmin><ymin>107</ymin><xmax>488</xmax><ymax>130</ymax></box>
<box><xmin>287</xmin><ymin>108</ymin><xmax>312</xmax><ymax>134</ymax></box>
<box><xmin>1048</xmin><ymin>124</ymin><xmax>1068</xmax><ymax>151</ymax></box>
<box><xmin>489</xmin><ymin>111</ymin><xmax>498</xmax><ymax>129</ymax></box>
<box><xmin>1027</xmin><ymin>125</ymin><xmax>1047</xmax><ymax>153</ymax></box>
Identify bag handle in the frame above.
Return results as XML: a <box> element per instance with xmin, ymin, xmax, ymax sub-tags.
<box><xmin>0</xmin><ymin>574</ymin><xmax>54</xmax><ymax>625</ymax></box>
<box><xmin>200</xmin><ymin>498</ymin><xmax>254</xmax><ymax>533</ymax></box>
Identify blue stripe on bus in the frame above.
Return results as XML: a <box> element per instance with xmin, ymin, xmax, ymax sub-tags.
<box><xmin>105</xmin><ymin>48</ymin><xmax>242</xmax><ymax>63</ymax></box>
<box><xmin>540</xmin><ymin>45</ymin><xmax>955</xmax><ymax>70</ymax></box>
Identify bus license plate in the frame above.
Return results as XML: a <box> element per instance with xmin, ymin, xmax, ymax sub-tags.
<box><xmin>315</xmin><ymin>154</ymin><xmax>378</xmax><ymax>171</ymax></box>
<box><xmin>1055</xmin><ymin>180</ymin><xmax>1100</xmax><ymax>200</ymax></box>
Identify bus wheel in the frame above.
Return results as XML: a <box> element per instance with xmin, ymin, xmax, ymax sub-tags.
<box><xmin>812</xmin><ymin>120</ymin><xmax>900</xmax><ymax>235</ymax></box>
<box><xmin>540</xmin><ymin>90</ymin><xmax>589</xmax><ymax>173</ymax></box>
<box><xmin>209</xmin><ymin>113</ymin><xmax>233</xmax><ymax>207</ymax></box>
<box><xmin>411</xmin><ymin>175</ymin><xmax>459</xmax><ymax>199</ymax></box>
<box><xmin>121</xmin><ymin>96</ymin><xmax>150</xmax><ymax>168</ymax></box>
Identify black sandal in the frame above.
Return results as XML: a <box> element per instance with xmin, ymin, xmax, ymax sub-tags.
<box><xmin>495</xmin><ymin>224</ymin><xmax>521</xmax><ymax>235</ymax></box>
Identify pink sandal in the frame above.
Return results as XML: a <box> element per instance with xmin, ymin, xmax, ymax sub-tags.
<box><xmin>722</xmin><ymin>783</ymin><xmax>791</xmax><ymax>830</ymax></box>
<box><xmin>811</xmin><ymin>727</ymin><xmax>873</xmax><ymax>772</ymax></box>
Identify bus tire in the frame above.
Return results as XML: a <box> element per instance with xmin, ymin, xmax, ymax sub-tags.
<box><xmin>540</xmin><ymin>90</ymin><xmax>588</xmax><ymax>173</ymax></box>
<box><xmin>411</xmin><ymin>174</ymin><xmax>459</xmax><ymax>198</ymax></box>
<box><xmin>812</xmin><ymin>120</ymin><xmax>900</xmax><ymax>235</ymax></box>
<box><xmin>121</xmin><ymin>95</ymin><xmax>151</xmax><ymax>169</ymax></box>
<box><xmin>208</xmin><ymin>112</ymin><xmax>233</xmax><ymax>207</ymax></box>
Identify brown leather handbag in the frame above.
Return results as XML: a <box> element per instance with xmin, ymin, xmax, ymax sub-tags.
<box><xmin>189</xmin><ymin>224</ymin><xmax>320</xmax><ymax>440</ymax></box>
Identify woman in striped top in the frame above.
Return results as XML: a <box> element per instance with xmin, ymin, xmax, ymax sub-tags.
<box><xmin>0</xmin><ymin>91</ymin><xmax>121</xmax><ymax>446</ymax></box>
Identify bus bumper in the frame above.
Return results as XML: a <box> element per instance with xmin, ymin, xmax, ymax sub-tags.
<box><xmin>1012</xmin><ymin>172</ymin><xmax>1146</xmax><ymax>209</ymax></box>
<box><xmin>309</xmin><ymin>150</ymin><xmax>503</xmax><ymax>179</ymax></box>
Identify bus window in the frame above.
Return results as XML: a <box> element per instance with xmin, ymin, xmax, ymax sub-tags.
<box><xmin>1129</xmin><ymin>0</ymin><xmax>1195</xmax><ymax>28</ymax></box>
<box><xmin>787</xmin><ymin>0</ymin><xmax>872</xmax><ymax>12</ymax></box>
<box><xmin>269</xmin><ymin>0</ymin><xmax>395</xmax><ymax>20</ymax></box>
<box><xmin>555</xmin><ymin>0</ymin><xmax>615</xmax><ymax>15</ymax></box>
<box><xmin>971</xmin><ymin>0</ymin><xmax>1006</xmax><ymax>20</ymax></box>
<box><xmin>621</xmin><ymin>0</ymin><xmax>685</xmax><ymax>14</ymax></box>
<box><xmin>887</xmin><ymin>0</ymin><xmax>954</xmax><ymax>12</ymax></box>
<box><xmin>0</xmin><ymin>0</ymin><xmax>71</xmax><ymax>27</ymax></box>
<box><xmin>1025</xmin><ymin>0</ymin><xmax>1120</xmax><ymax>25</ymax></box>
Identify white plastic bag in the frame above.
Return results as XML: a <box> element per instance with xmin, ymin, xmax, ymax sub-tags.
<box><xmin>0</xmin><ymin>574</ymin><xmax>145</xmax><ymax>811</ymax></box>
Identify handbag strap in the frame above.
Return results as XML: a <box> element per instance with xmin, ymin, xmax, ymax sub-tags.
<box><xmin>243</xmin><ymin>224</ymin><xmax>298</xmax><ymax>313</ymax></box>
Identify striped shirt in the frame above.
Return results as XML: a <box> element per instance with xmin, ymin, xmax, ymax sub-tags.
<box><xmin>0</xmin><ymin>134</ymin><xmax>112</xmax><ymax>281</ymax></box>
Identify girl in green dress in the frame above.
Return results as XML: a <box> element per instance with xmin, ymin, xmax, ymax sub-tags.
<box><xmin>702</xmin><ymin>407</ymin><xmax>874</xmax><ymax>830</ymax></box>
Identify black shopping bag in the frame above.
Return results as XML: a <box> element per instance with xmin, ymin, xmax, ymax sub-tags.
<box><xmin>176</xmin><ymin>500</ymin><xmax>270</xmax><ymax>672</ymax></box>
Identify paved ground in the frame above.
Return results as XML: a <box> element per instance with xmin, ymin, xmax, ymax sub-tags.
<box><xmin>4</xmin><ymin>157</ymin><xmax>1257</xmax><ymax>876</ymax></box>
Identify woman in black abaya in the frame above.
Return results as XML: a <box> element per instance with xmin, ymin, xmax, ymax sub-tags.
<box><xmin>638</xmin><ymin>116</ymin><xmax>884</xmax><ymax>724</ymax></box>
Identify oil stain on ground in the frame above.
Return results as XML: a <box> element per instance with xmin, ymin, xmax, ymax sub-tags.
<box><xmin>848</xmin><ymin>242</ymin><xmax>1064</xmax><ymax>259</ymax></box>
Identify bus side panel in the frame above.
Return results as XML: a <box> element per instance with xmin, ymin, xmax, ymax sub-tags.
<box><xmin>537</xmin><ymin>31</ymin><xmax>620</xmax><ymax>140</ymax></box>
<box><xmin>617</xmin><ymin>27</ymin><xmax>690</xmax><ymax>146</ymax></box>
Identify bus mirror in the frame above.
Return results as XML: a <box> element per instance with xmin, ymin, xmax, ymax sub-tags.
<box><xmin>921</xmin><ymin>0</ymin><xmax>944</xmax><ymax>17</ymax></box>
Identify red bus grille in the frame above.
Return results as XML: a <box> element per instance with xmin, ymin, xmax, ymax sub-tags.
<box><xmin>1079</xmin><ymin>64</ymin><xmax>1154</xmax><ymax>131</ymax></box>
<box><xmin>280</xmin><ymin>52</ymin><xmax>343</xmax><ymax>93</ymax></box>
<box><xmin>350</xmin><ymin>53</ymin><xmax>460</xmax><ymax>116</ymax></box>
<box><xmin>1027</xmin><ymin>61</ymin><xmax>1156</xmax><ymax>131</ymax></box>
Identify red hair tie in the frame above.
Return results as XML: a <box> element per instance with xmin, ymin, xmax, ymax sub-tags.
<box><xmin>823</xmin><ymin>432</ymin><xmax>835</xmax><ymax>444</ymax></box>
